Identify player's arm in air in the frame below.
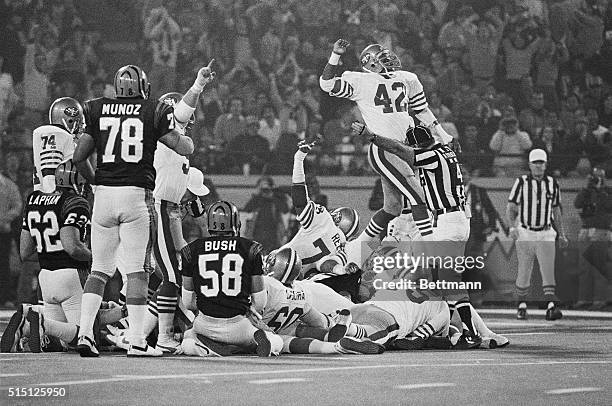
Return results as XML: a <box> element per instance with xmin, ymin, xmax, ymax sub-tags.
<box><xmin>173</xmin><ymin>59</ymin><xmax>215</xmax><ymax>130</ymax></box>
<box><xmin>405</xmin><ymin>77</ymin><xmax>453</xmax><ymax>145</ymax></box>
<box><xmin>351</xmin><ymin>122</ymin><xmax>417</xmax><ymax>169</ymax></box>
<box><xmin>60</xmin><ymin>195</ymin><xmax>91</xmax><ymax>262</ymax></box>
<box><xmin>319</xmin><ymin>39</ymin><xmax>357</xmax><ymax>99</ymax></box>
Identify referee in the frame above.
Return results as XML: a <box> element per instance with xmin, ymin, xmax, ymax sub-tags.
<box><xmin>506</xmin><ymin>149</ymin><xmax>568</xmax><ymax>321</ymax></box>
<box><xmin>353</xmin><ymin>122</ymin><xmax>482</xmax><ymax>348</ymax></box>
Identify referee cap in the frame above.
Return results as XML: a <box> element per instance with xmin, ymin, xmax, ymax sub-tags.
<box><xmin>187</xmin><ymin>167</ymin><xmax>210</xmax><ymax>196</ymax></box>
<box><xmin>529</xmin><ymin>149</ymin><xmax>547</xmax><ymax>163</ymax></box>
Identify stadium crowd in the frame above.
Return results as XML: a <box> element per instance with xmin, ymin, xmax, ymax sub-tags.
<box><xmin>0</xmin><ymin>0</ymin><xmax>611</xmax><ymax>309</ymax></box>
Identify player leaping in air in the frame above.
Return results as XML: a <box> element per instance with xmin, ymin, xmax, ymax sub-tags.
<box><xmin>319</xmin><ymin>39</ymin><xmax>453</xmax><ymax>249</ymax></box>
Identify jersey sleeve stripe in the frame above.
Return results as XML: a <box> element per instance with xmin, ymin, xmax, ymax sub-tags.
<box><xmin>409</xmin><ymin>99</ymin><xmax>428</xmax><ymax>110</ymax></box>
<box><xmin>508</xmin><ymin>178</ymin><xmax>523</xmax><ymax>203</ymax></box>
<box><xmin>409</xmin><ymin>91</ymin><xmax>425</xmax><ymax>101</ymax></box>
<box><xmin>296</xmin><ymin>201</ymin><xmax>315</xmax><ymax>222</ymax></box>
<box><xmin>40</xmin><ymin>150</ymin><xmax>63</xmax><ymax>156</ymax></box>
<box><xmin>337</xmin><ymin>249</ymin><xmax>347</xmax><ymax>265</ymax></box>
<box><xmin>302</xmin><ymin>208</ymin><xmax>315</xmax><ymax>229</ymax></box>
<box><xmin>330</xmin><ymin>80</ymin><xmax>354</xmax><ymax>98</ymax></box>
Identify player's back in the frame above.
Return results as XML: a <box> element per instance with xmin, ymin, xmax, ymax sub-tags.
<box><xmin>153</xmin><ymin>142</ymin><xmax>190</xmax><ymax>203</ymax></box>
<box><xmin>32</xmin><ymin>125</ymin><xmax>75</xmax><ymax>192</ymax></box>
<box><xmin>186</xmin><ymin>235</ymin><xmax>262</xmax><ymax>318</ymax></box>
<box><xmin>22</xmin><ymin>189</ymin><xmax>90</xmax><ymax>271</ymax></box>
<box><xmin>83</xmin><ymin>97</ymin><xmax>173</xmax><ymax>190</ymax></box>
<box><xmin>282</xmin><ymin>201</ymin><xmax>346</xmax><ymax>274</ymax></box>
<box><xmin>296</xmin><ymin>280</ymin><xmax>352</xmax><ymax>318</ymax></box>
<box><xmin>262</xmin><ymin>276</ymin><xmax>310</xmax><ymax>334</ymax></box>
<box><xmin>341</xmin><ymin>70</ymin><xmax>416</xmax><ymax>141</ymax></box>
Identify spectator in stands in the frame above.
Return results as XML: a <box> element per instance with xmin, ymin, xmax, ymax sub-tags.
<box><xmin>489</xmin><ymin>116</ymin><xmax>533</xmax><ymax>177</ymax></box>
<box><xmin>533</xmin><ymin>30</ymin><xmax>569</xmax><ymax>111</ymax></box>
<box><xmin>519</xmin><ymin>92</ymin><xmax>548</xmax><ymax>137</ymax></box>
<box><xmin>560</xmin><ymin>94</ymin><xmax>583</xmax><ymax>132</ymax></box>
<box><xmin>258</xmin><ymin>104</ymin><xmax>282</xmax><ymax>151</ymax></box>
<box><xmin>0</xmin><ymin>169</ymin><xmax>22</xmax><ymax>308</ymax></box>
<box><xmin>532</xmin><ymin>126</ymin><xmax>562</xmax><ymax>177</ymax></box>
<box><xmin>323</xmin><ymin>104</ymin><xmax>354</xmax><ymax>152</ymax></box>
<box><xmin>599</xmin><ymin>94</ymin><xmax>612</xmax><ymax>128</ymax></box>
<box><xmin>144</xmin><ymin>6</ymin><xmax>181</xmax><ymax>98</ymax></box>
<box><xmin>227</xmin><ymin>115</ymin><xmax>270</xmax><ymax>175</ymax></box>
<box><xmin>428</xmin><ymin>91</ymin><xmax>453</xmax><ymax>123</ymax></box>
<box><xmin>0</xmin><ymin>13</ymin><xmax>27</xmax><ymax>83</ymax></box>
<box><xmin>461</xmin><ymin>121</ymin><xmax>493</xmax><ymax>176</ymax></box>
<box><xmin>23</xmin><ymin>33</ymin><xmax>50</xmax><ymax>115</ymax></box>
<box><xmin>243</xmin><ymin>176</ymin><xmax>290</xmax><ymax>253</ymax></box>
<box><xmin>438</xmin><ymin>5</ymin><xmax>477</xmax><ymax>50</ymax></box>
<box><xmin>466</xmin><ymin>9</ymin><xmax>505</xmax><ymax>91</ymax></box>
<box><xmin>0</xmin><ymin>59</ymin><xmax>18</xmax><ymax>133</ymax></box>
<box><xmin>269</xmin><ymin>73</ymin><xmax>308</xmax><ymax>136</ymax></box>
<box><xmin>200</xmin><ymin>83</ymin><xmax>230</xmax><ymax>137</ymax></box>
<box><xmin>213</xmin><ymin>96</ymin><xmax>245</xmax><ymax>147</ymax></box>
<box><xmin>582</xmin><ymin>109</ymin><xmax>612</xmax><ymax>173</ymax></box>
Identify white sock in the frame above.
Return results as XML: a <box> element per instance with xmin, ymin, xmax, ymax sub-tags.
<box><xmin>79</xmin><ymin>293</ymin><xmax>103</xmax><ymax>338</ymax></box>
<box><xmin>127</xmin><ymin>304</ymin><xmax>147</xmax><ymax>347</ymax></box>
<box><xmin>547</xmin><ymin>301</ymin><xmax>555</xmax><ymax>309</ymax></box>
<box><xmin>518</xmin><ymin>302</ymin><xmax>527</xmax><ymax>309</ymax></box>
<box><xmin>143</xmin><ymin>310</ymin><xmax>158</xmax><ymax>337</ymax></box>
<box><xmin>43</xmin><ymin>318</ymin><xmax>77</xmax><ymax>343</ymax></box>
<box><xmin>158</xmin><ymin>312</ymin><xmax>174</xmax><ymax>340</ymax></box>
<box><xmin>469</xmin><ymin>305</ymin><xmax>493</xmax><ymax>336</ymax></box>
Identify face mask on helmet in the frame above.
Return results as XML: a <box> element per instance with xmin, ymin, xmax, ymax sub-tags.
<box><xmin>264</xmin><ymin>248</ymin><xmax>302</xmax><ymax>286</ymax></box>
<box><xmin>49</xmin><ymin>97</ymin><xmax>83</xmax><ymax>135</ymax></box>
<box><xmin>360</xmin><ymin>44</ymin><xmax>401</xmax><ymax>74</ymax></box>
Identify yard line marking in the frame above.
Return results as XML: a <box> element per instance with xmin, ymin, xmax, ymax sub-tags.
<box><xmin>546</xmin><ymin>387</ymin><xmax>602</xmax><ymax>395</ymax></box>
<box><xmin>280</xmin><ymin>356</ymin><xmax>348</xmax><ymax>361</ymax></box>
<box><xmin>249</xmin><ymin>378</ymin><xmax>308</xmax><ymax>385</ymax></box>
<box><xmin>0</xmin><ymin>373</ymin><xmax>29</xmax><ymax>377</ymax></box>
<box><xmin>8</xmin><ymin>359</ymin><xmax>610</xmax><ymax>389</ymax></box>
<box><xmin>396</xmin><ymin>383</ymin><xmax>455</xmax><ymax>390</ymax></box>
<box><xmin>504</xmin><ymin>332</ymin><xmax>555</xmax><ymax>336</ymax></box>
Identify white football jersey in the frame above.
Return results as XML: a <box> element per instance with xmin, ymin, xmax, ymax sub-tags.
<box><xmin>32</xmin><ymin>125</ymin><xmax>75</xmax><ymax>192</ymax></box>
<box><xmin>281</xmin><ymin>201</ymin><xmax>347</xmax><ymax>275</ymax></box>
<box><xmin>296</xmin><ymin>280</ymin><xmax>352</xmax><ymax>318</ymax></box>
<box><xmin>261</xmin><ymin>276</ymin><xmax>314</xmax><ymax>335</ymax></box>
<box><xmin>330</xmin><ymin>70</ymin><xmax>428</xmax><ymax>141</ymax></box>
<box><xmin>367</xmin><ymin>299</ymin><xmax>448</xmax><ymax>339</ymax></box>
<box><xmin>153</xmin><ymin>142</ymin><xmax>189</xmax><ymax>204</ymax></box>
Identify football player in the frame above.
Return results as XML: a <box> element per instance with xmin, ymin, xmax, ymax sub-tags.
<box><xmin>1</xmin><ymin>162</ymin><xmax>124</xmax><ymax>353</ymax></box>
<box><xmin>180</xmin><ymin>201</ymin><xmax>284</xmax><ymax>357</ymax></box>
<box><xmin>152</xmin><ymin>84</ymin><xmax>212</xmax><ymax>353</ymax></box>
<box><xmin>319</xmin><ymin>39</ymin><xmax>453</xmax><ymax>253</ymax></box>
<box><xmin>73</xmin><ymin>64</ymin><xmax>198</xmax><ymax>357</ymax></box>
<box><xmin>33</xmin><ymin>97</ymin><xmax>83</xmax><ymax>193</ymax></box>
<box><xmin>255</xmin><ymin>248</ymin><xmax>383</xmax><ymax>355</ymax></box>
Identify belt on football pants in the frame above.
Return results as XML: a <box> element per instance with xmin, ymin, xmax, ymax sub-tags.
<box><xmin>521</xmin><ymin>224</ymin><xmax>551</xmax><ymax>231</ymax></box>
<box><xmin>434</xmin><ymin>205</ymin><xmax>464</xmax><ymax>216</ymax></box>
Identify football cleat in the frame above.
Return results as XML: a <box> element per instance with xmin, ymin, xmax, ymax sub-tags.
<box><xmin>1</xmin><ymin>304</ymin><xmax>30</xmax><ymax>353</ymax></box>
<box><xmin>77</xmin><ymin>335</ymin><xmax>100</xmax><ymax>357</ymax></box>
<box><xmin>254</xmin><ymin>329</ymin><xmax>272</xmax><ymax>357</ymax></box>
<box><xmin>517</xmin><ymin>307</ymin><xmax>527</xmax><ymax>320</ymax></box>
<box><xmin>392</xmin><ymin>335</ymin><xmax>427</xmax><ymax>351</ymax></box>
<box><xmin>25</xmin><ymin>309</ymin><xmax>46</xmax><ymax>353</ymax></box>
<box><xmin>328</xmin><ymin>309</ymin><xmax>352</xmax><ymax>342</ymax></box>
<box><xmin>127</xmin><ymin>344</ymin><xmax>163</xmax><ymax>357</ymax></box>
<box><xmin>482</xmin><ymin>333</ymin><xmax>510</xmax><ymax>349</ymax></box>
<box><xmin>104</xmin><ymin>332</ymin><xmax>130</xmax><ymax>351</ymax></box>
<box><xmin>336</xmin><ymin>337</ymin><xmax>385</xmax><ymax>355</ymax></box>
<box><xmin>453</xmin><ymin>331</ymin><xmax>482</xmax><ymax>350</ymax></box>
<box><xmin>545</xmin><ymin>305</ymin><xmax>562</xmax><ymax>321</ymax></box>
<box><xmin>156</xmin><ymin>337</ymin><xmax>183</xmax><ymax>354</ymax></box>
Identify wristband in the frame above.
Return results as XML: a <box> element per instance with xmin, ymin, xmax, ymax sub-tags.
<box><xmin>328</xmin><ymin>52</ymin><xmax>341</xmax><ymax>65</ymax></box>
<box><xmin>190</xmin><ymin>83</ymin><xmax>204</xmax><ymax>94</ymax></box>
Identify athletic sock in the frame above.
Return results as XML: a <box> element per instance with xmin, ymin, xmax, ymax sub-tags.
<box><xmin>79</xmin><ymin>293</ymin><xmax>103</xmax><ymax>339</ymax></box>
<box><xmin>157</xmin><ymin>285</ymin><xmax>178</xmax><ymax>340</ymax></box>
<box><xmin>456</xmin><ymin>301</ymin><xmax>475</xmax><ymax>335</ymax></box>
<box><xmin>357</xmin><ymin>210</ymin><xmax>396</xmax><ymax>242</ymax></box>
<box><xmin>469</xmin><ymin>305</ymin><xmax>493</xmax><ymax>336</ymax></box>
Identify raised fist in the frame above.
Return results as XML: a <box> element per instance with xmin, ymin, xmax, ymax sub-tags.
<box><xmin>297</xmin><ymin>139</ymin><xmax>316</xmax><ymax>154</ymax></box>
<box><xmin>333</xmin><ymin>39</ymin><xmax>350</xmax><ymax>55</ymax></box>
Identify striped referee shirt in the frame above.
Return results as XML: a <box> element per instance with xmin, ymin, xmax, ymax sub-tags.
<box><xmin>508</xmin><ymin>175</ymin><xmax>560</xmax><ymax>229</ymax></box>
<box><xmin>413</xmin><ymin>144</ymin><xmax>466</xmax><ymax>211</ymax></box>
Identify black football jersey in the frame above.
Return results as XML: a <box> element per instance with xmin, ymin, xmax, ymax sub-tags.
<box><xmin>83</xmin><ymin>97</ymin><xmax>174</xmax><ymax>190</ymax></box>
<box><xmin>182</xmin><ymin>236</ymin><xmax>264</xmax><ymax>318</ymax></box>
<box><xmin>22</xmin><ymin>189</ymin><xmax>91</xmax><ymax>271</ymax></box>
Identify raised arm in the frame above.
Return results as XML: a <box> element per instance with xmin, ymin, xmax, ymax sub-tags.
<box><xmin>291</xmin><ymin>141</ymin><xmax>316</xmax><ymax>215</ymax></box>
<box><xmin>319</xmin><ymin>39</ymin><xmax>349</xmax><ymax>95</ymax></box>
<box><xmin>174</xmin><ymin>59</ymin><xmax>216</xmax><ymax>125</ymax></box>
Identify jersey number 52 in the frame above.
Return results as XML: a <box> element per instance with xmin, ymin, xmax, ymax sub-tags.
<box><xmin>100</xmin><ymin>117</ymin><xmax>144</xmax><ymax>163</ymax></box>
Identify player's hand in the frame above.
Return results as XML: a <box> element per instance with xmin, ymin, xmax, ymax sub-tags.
<box><xmin>350</xmin><ymin>121</ymin><xmax>365</xmax><ymax>136</ymax></box>
<box><xmin>558</xmin><ymin>234</ymin><xmax>569</xmax><ymax>249</ymax></box>
<box><xmin>195</xmin><ymin>59</ymin><xmax>216</xmax><ymax>88</ymax></box>
<box><xmin>344</xmin><ymin>262</ymin><xmax>361</xmax><ymax>275</ymax></box>
<box><xmin>297</xmin><ymin>139</ymin><xmax>316</xmax><ymax>153</ymax></box>
<box><xmin>509</xmin><ymin>227</ymin><xmax>519</xmax><ymax>240</ymax></box>
<box><xmin>433</xmin><ymin>125</ymin><xmax>454</xmax><ymax>145</ymax></box>
<box><xmin>333</xmin><ymin>39</ymin><xmax>350</xmax><ymax>55</ymax></box>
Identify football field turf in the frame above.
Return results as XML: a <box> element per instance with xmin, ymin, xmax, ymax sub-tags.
<box><xmin>1</xmin><ymin>313</ymin><xmax>611</xmax><ymax>406</ymax></box>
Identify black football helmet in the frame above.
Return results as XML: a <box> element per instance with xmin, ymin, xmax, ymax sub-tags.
<box><xmin>159</xmin><ymin>92</ymin><xmax>195</xmax><ymax>135</ymax></box>
<box><xmin>331</xmin><ymin>207</ymin><xmax>360</xmax><ymax>240</ymax></box>
<box><xmin>405</xmin><ymin>125</ymin><xmax>435</xmax><ymax>148</ymax></box>
<box><xmin>264</xmin><ymin>247</ymin><xmax>302</xmax><ymax>286</ymax></box>
<box><xmin>55</xmin><ymin>159</ymin><xmax>87</xmax><ymax>195</ymax></box>
<box><xmin>207</xmin><ymin>201</ymin><xmax>241</xmax><ymax>236</ymax></box>
<box><xmin>360</xmin><ymin>44</ymin><xmax>401</xmax><ymax>74</ymax></box>
<box><xmin>114</xmin><ymin>65</ymin><xmax>150</xmax><ymax>99</ymax></box>
<box><xmin>48</xmin><ymin>97</ymin><xmax>83</xmax><ymax>135</ymax></box>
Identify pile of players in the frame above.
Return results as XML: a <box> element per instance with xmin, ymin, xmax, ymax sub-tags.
<box><xmin>1</xmin><ymin>40</ymin><xmax>509</xmax><ymax>358</ymax></box>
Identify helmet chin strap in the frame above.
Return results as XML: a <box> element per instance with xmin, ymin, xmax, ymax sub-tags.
<box><xmin>61</xmin><ymin>118</ymin><xmax>76</xmax><ymax>134</ymax></box>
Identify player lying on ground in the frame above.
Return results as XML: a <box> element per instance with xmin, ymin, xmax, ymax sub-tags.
<box><xmin>1</xmin><ymin>161</ymin><xmax>124</xmax><ymax>353</ymax></box>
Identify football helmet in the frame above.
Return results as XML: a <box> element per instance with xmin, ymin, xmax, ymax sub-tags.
<box><xmin>207</xmin><ymin>201</ymin><xmax>241</xmax><ymax>236</ymax></box>
<box><xmin>49</xmin><ymin>97</ymin><xmax>83</xmax><ymax>135</ymax></box>
<box><xmin>331</xmin><ymin>207</ymin><xmax>360</xmax><ymax>240</ymax></box>
<box><xmin>55</xmin><ymin>159</ymin><xmax>87</xmax><ymax>195</ymax></box>
<box><xmin>159</xmin><ymin>92</ymin><xmax>195</xmax><ymax>135</ymax></box>
<box><xmin>264</xmin><ymin>247</ymin><xmax>302</xmax><ymax>286</ymax></box>
<box><xmin>114</xmin><ymin>65</ymin><xmax>150</xmax><ymax>99</ymax></box>
<box><xmin>405</xmin><ymin>125</ymin><xmax>435</xmax><ymax>148</ymax></box>
<box><xmin>360</xmin><ymin>44</ymin><xmax>401</xmax><ymax>74</ymax></box>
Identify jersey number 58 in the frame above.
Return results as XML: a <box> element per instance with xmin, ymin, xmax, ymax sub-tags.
<box><xmin>198</xmin><ymin>253</ymin><xmax>243</xmax><ymax>297</ymax></box>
